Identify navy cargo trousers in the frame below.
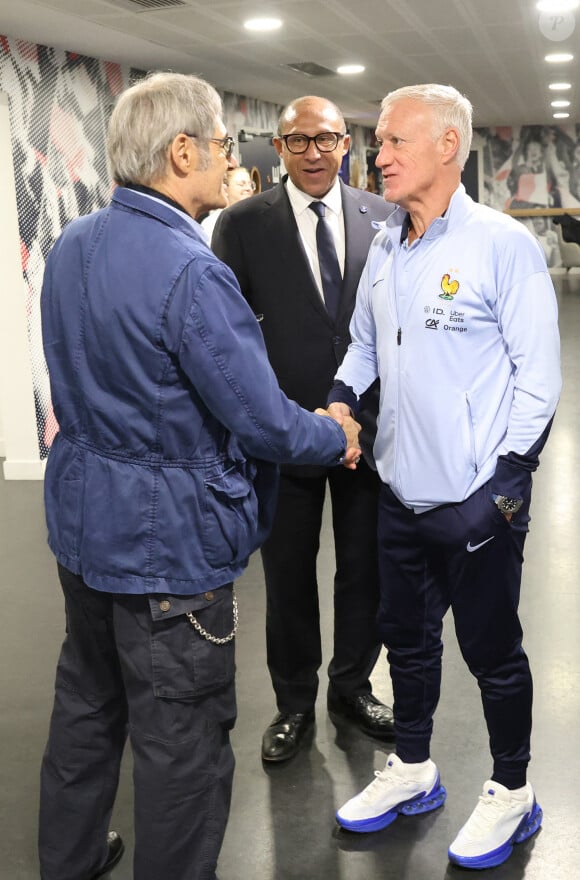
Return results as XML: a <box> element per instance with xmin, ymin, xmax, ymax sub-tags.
<box><xmin>39</xmin><ymin>565</ymin><xmax>236</xmax><ymax>880</ymax></box>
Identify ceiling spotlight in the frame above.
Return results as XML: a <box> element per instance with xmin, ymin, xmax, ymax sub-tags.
<box><xmin>545</xmin><ymin>52</ymin><xmax>574</xmax><ymax>62</ymax></box>
<box><xmin>548</xmin><ymin>81</ymin><xmax>573</xmax><ymax>89</ymax></box>
<box><xmin>537</xmin><ymin>1</ymin><xmax>579</xmax><ymax>11</ymax></box>
<box><xmin>551</xmin><ymin>99</ymin><xmax>571</xmax><ymax>106</ymax></box>
<box><xmin>337</xmin><ymin>64</ymin><xmax>365</xmax><ymax>75</ymax></box>
<box><xmin>553</xmin><ymin>112</ymin><xmax>571</xmax><ymax>118</ymax></box>
<box><xmin>244</xmin><ymin>18</ymin><xmax>283</xmax><ymax>32</ymax></box>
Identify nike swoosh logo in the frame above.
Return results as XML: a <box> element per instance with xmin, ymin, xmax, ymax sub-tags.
<box><xmin>466</xmin><ymin>536</ymin><xmax>495</xmax><ymax>553</ymax></box>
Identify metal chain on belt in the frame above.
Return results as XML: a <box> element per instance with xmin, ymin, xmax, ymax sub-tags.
<box><xmin>186</xmin><ymin>590</ymin><xmax>238</xmax><ymax>644</ymax></box>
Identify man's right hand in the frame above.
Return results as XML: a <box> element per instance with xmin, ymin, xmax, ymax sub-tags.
<box><xmin>339</xmin><ymin>414</ymin><xmax>362</xmax><ymax>455</ymax></box>
<box><xmin>315</xmin><ymin>407</ymin><xmax>361</xmax><ymax>469</ymax></box>
<box><xmin>327</xmin><ymin>402</ymin><xmax>353</xmax><ymax>421</ymax></box>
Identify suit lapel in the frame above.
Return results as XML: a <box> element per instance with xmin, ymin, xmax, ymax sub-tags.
<box><xmin>259</xmin><ymin>180</ymin><xmax>381</xmax><ymax>327</ymax></box>
<box><xmin>342</xmin><ymin>184</ymin><xmax>366</xmax><ymax>295</ymax></box>
<box><xmin>340</xmin><ymin>183</ymin><xmax>378</xmax><ymax>321</ymax></box>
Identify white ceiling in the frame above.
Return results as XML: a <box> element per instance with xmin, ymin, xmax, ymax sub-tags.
<box><xmin>0</xmin><ymin>0</ymin><xmax>578</xmax><ymax>128</ymax></box>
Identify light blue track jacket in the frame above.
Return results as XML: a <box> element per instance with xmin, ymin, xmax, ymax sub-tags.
<box><xmin>332</xmin><ymin>185</ymin><xmax>562</xmax><ymax>512</ymax></box>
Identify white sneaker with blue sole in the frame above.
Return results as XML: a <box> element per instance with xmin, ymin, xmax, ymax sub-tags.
<box><xmin>448</xmin><ymin>780</ymin><xmax>543</xmax><ymax>869</ymax></box>
<box><xmin>336</xmin><ymin>753</ymin><xmax>446</xmax><ymax>833</ymax></box>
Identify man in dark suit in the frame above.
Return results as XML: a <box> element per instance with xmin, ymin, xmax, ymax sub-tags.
<box><xmin>212</xmin><ymin>96</ymin><xmax>394</xmax><ymax>762</ymax></box>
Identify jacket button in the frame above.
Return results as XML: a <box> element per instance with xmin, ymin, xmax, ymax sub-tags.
<box><xmin>159</xmin><ymin>600</ymin><xmax>171</xmax><ymax>612</ymax></box>
<box><xmin>204</xmin><ymin>591</ymin><xmax>214</xmax><ymax>601</ymax></box>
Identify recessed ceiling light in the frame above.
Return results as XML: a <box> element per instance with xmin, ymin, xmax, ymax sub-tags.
<box><xmin>244</xmin><ymin>17</ymin><xmax>283</xmax><ymax>32</ymax></box>
<box><xmin>549</xmin><ymin>81</ymin><xmax>572</xmax><ymax>89</ymax></box>
<box><xmin>551</xmin><ymin>99</ymin><xmax>571</xmax><ymax>106</ymax></box>
<box><xmin>537</xmin><ymin>1</ymin><xmax>579</xmax><ymax>12</ymax></box>
<box><xmin>337</xmin><ymin>64</ymin><xmax>365</xmax><ymax>75</ymax></box>
<box><xmin>553</xmin><ymin>112</ymin><xmax>570</xmax><ymax>118</ymax></box>
<box><xmin>545</xmin><ymin>52</ymin><xmax>574</xmax><ymax>62</ymax></box>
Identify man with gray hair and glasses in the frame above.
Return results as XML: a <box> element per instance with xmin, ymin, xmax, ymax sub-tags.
<box><xmin>38</xmin><ymin>71</ymin><xmax>362</xmax><ymax>880</ymax></box>
<box><xmin>328</xmin><ymin>83</ymin><xmax>561</xmax><ymax>870</ymax></box>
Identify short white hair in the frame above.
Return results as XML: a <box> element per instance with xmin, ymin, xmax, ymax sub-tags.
<box><xmin>107</xmin><ymin>71</ymin><xmax>223</xmax><ymax>186</ymax></box>
<box><xmin>381</xmin><ymin>83</ymin><xmax>473</xmax><ymax>169</ymax></box>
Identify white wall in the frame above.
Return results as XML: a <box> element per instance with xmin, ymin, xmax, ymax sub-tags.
<box><xmin>0</xmin><ymin>91</ymin><xmax>44</xmax><ymax>479</ymax></box>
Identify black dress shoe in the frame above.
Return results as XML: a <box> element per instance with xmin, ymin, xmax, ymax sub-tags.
<box><xmin>328</xmin><ymin>691</ymin><xmax>395</xmax><ymax>740</ymax></box>
<box><xmin>90</xmin><ymin>831</ymin><xmax>125</xmax><ymax>879</ymax></box>
<box><xmin>261</xmin><ymin>710</ymin><xmax>315</xmax><ymax>762</ymax></box>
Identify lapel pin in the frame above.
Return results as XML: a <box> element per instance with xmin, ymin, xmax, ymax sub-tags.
<box><xmin>359</xmin><ymin>205</ymin><xmax>369</xmax><ymax>213</ymax></box>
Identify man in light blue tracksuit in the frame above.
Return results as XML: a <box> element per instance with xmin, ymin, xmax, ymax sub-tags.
<box><xmin>327</xmin><ymin>84</ymin><xmax>561</xmax><ymax>870</ymax></box>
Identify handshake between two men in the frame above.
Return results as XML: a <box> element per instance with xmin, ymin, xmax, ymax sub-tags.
<box><xmin>315</xmin><ymin>402</ymin><xmax>361</xmax><ymax>470</ymax></box>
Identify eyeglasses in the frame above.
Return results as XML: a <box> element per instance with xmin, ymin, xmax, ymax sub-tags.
<box><xmin>186</xmin><ymin>133</ymin><xmax>235</xmax><ymax>159</ymax></box>
<box><xmin>278</xmin><ymin>132</ymin><xmax>346</xmax><ymax>154</ymax></box>
<box><xmin>209</xmin><ymin>135</ymin><xmax>235</xmax><ymax>158</ymax></box>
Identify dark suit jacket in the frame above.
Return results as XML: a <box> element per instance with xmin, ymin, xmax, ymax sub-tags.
<box><xmin>212</xmin><ymin>177</ymin><xmax>392</xmax><ymax>475</ymax></box>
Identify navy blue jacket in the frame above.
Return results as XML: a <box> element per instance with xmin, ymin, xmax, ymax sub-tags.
<box><xmin>41</xmin><ymin>188</ymin><xmax>346</xmax><ymax>595</ymax></box>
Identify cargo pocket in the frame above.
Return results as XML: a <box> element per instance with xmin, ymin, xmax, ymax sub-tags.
<box><xmin>149</xmin><ymin>587</ymin><xmax>236</xmax><ymax>703</ymax></box>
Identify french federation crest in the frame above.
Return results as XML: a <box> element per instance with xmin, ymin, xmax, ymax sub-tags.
<box><xmin>439</xmin><ymin>273</ymin><xmax>460</xmax><ymax>301</ymax></box>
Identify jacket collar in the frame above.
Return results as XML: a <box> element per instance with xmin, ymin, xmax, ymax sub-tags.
<box><xmin>385</xmin><ymin>183</ymin><xmax>469</xmax><ymax>246</ymax></box>
<box><xmin>111</xmin><ymin>186</ymin><xmax>206</xmax><ymax>242</ymax></box>
<box><xmin>125</xmin><ymin>182</ymin><xmax>190</xmax><ymax>217</ymax></box>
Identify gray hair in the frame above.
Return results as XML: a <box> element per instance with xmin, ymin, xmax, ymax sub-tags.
<box><xmin>107</xmin><ymin>71</ymin><xmax>223</xmax><ymax>186</ymax></box>
<box><xmin>381</xmin><ymin>84</ymin><xmax>473</xmax><ymax>169</ymax></box>
<box><xmin>276</xmin><ymin>95</ymin><xmax>346</xmax><ymax>136</ymax></box>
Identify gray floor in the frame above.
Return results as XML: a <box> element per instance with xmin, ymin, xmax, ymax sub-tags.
<box><xmin>2</xmin><ymin>273</ymin><xmax>580</xmax><ymax>879</ymax></box>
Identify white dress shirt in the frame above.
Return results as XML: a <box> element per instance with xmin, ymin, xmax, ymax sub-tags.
<box><xmin>285</xmin><ymin>177</ymin><xmax>345</xmax><ymax>302</ymax></box>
